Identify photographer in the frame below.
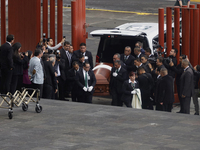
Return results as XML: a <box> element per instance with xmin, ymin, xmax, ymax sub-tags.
<box><xmin>47</xmin><ymin>37</ymin><xmax>65</xmax><ymax>53</ymax></box>
<box><xmin>163</xmin><ymin>49</ymin><xmax>178</xmax><ymax>79</ymax></box>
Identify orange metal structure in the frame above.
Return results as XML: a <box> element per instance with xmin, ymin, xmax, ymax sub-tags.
<box><xmin>71</xmin><ymin>0</ymin><xmax>88</xmax><ymax>50</ymax></box>
<box><xmin>1</xmin><ymin>0</ymin><xmax>6</xmax><ymax>44</ymax></box>
<box><xmin>158</xmin><ymin>8</ymin><xmax>164</xmax><ymax>51</ymax></box>
<box><xmin>159</xmin><ymin>6</ymin><xmax>200</xmax><ymax>103</ymax></box>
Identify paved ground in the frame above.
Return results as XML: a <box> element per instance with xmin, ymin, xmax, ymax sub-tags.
<box><xmin>0</xmin><ymin>97</ymin><xmax>199</xmax><ymax>150</ymax></box>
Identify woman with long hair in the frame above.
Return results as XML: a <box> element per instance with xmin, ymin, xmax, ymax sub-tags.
<box><xmin>10</xmin><ymin>42</ymin><xmax>28</xmax><ymax>94</ymax></box>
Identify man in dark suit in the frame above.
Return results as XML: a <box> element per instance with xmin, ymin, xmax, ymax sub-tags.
<box><xmin>68</xmin><ymin>61</ymin><xmax>80</xmax><ymax>102</ymax></box>
<box><xmin>54</xmin><ymin>51</ymin><xmax>66</xmax><ymax>100</ymax></box>
<box><xmin>60</xmin><ymin>41</ymin><xmax>73</xmax><ymax>98</ymax></box>
<box><xmin>157</xmin><ymin>68</ymin><xmax>174</xmax><ymax>112</ymax></box>
<box><xmin>0</xmin><ymin>34</ymin><xmax>15</xmax><ymax>94</ymax></box>
<box><xmin>43</xmin><ymin>56</ymin><xmax>57</xmax><ymax>99</ymax></box>
<box><xmin>137</xmin><ymin>67</ymin><xmax>154</xmax><ymax>110</ymax></box>
<box><xmin>76</xmin><ymin>62</ymin><xmax>96</xmax><ymax>103</ymax></box>
<box><xmin>135</xmin><ymin>41</ymin><xmax>145</xmax><ymax>55</ymax></box>
<box><xmin>109</xmin><ymin>60</ymin><xmax>127</xmax><ymax>106</ymax></box>
<box><xmin>72</xmin><ymin>43</ymin><xmax>93</xmax><ymax>69</ymax></box>
<box><xmin>134</xmin><ymin>47</ymin><xmax>142</xmax><ymax>60</ymax></box>
<box><xmin>120</xmin><ymin>46</ymin><xmax>135</xmax><ymax>73</ymax></box>
<box><xmin>180</xmin><ymin>59</ymin><xmax>194</xmax><ymax>114</ymax></box>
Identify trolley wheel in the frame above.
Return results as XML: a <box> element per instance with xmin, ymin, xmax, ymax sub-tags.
<box><xmin>22</xmin><ymin>103</ymin><xmax>28</xmax><ymax>111</ymax></box>
<box><xmin>8</xmin><ymin>112</ymin><xmax>13</xmax><ymax>119</ymax></box>
<box><xmin>35</xmin><ymin>105</ymin><xmax>42</xmax><ymax>113</ymax></box>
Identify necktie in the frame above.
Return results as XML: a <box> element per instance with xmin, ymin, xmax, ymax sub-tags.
<box><xmin>85</xmin><ymin>71</ymin><xmax>88</xmax><ymax>87</ymax></box>
<box><xmin>116</xmin><ymin>69</ymin><xmax>118</xmax><ymax>73</ymax></box>
<box><xmin>131</xmin><ymin>82</ymin><xmax>135</xmax><ymax>89</ymax></box>
<box><xmin>124</xmin><ymin>56</ymin><xmax>127</xmax><ymax>61</ymax></box>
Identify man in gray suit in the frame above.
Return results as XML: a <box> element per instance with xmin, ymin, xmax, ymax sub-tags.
<box><xmin>28</xmin><ymin>49</ymin><xmax>44</xmax><ymax>97</ymax></box>
<box><xmin>180</xmin><ymin>59</ymin><xmax>194</xmax><ymax>114</ymax></box>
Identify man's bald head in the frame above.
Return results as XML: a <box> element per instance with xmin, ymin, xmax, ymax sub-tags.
<box><xmin>160</xmin><ymin>67</ymin><xmax>168</xmax><ymax>77</ymax></box>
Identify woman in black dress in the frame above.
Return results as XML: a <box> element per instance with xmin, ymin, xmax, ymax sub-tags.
<box><xmin>121</xmin><ymin>71</ymin><xmax>139</xmax><ymax>107</ymax></box>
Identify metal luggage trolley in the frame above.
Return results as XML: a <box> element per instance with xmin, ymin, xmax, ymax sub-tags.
<box><xmin>0</xmin><ymin>93</ymin><xmax>14</xmax><ymax>119</ymax></box>
<box><xmin>14</xmin><ymin>88</ymin><xmax>43</xmax><ymax>113</ymax></box>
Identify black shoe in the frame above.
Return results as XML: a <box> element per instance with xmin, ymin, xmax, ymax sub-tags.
<box><xmin>194</xmin><ymin>112</ymin><xmax>199</xmax><ymax>115</ymax></box>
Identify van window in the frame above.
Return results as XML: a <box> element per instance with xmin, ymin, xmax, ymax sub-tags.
<box><xmin>97</xmin><ymin>35</ymin><xmax>149</xmax><ymax>63</ymax></box>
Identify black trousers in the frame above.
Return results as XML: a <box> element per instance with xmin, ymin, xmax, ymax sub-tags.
<box><xmin>181</xmin><ymin>96</ymin><xmax>191</xmax><ymax>114</ymax></box>
<box><xmin>31</xmin><ymin>82</ymin><xmax>43</xmax><ymax>98</ymax></box>
<box><xmin>10</xmin><ymin>75</ymin><xmax>19</xmax><ymax>95</ymax></box>
<box><xmin>57</xmin><ymin>76</ymin><xmax>65</xmax><ymax>100</ymax></box>
<box><xmin>77</xmin><ymin>93</ymin><xmax>92</xmax><ymax>103</ymax></box>
<box><xmin>177</xmin><ymin>84</ymin><xmax>183</xmax><ymax>112</ymax></box>
<box><xmin>123</xmin><ymin>98</ymin><xmax>132</xmax><ymax>108</ymax></box>
<box><xmin>64</xmin><ymin>79</ymin><xmax>70</xmax><ymax>97</ymax></box>
<box><xmin>156</xmin><ymin>103</ymin><xmax>163</xmax><ymax>111</ymax></box>
<box><xmin>1</xmin><ymin>68</ymin><xmax>13</xmax><ymax>94</ymax></box>
<box><xmin>163</xmin><ymin>103</ymin><xmax>173</xmax><ymax>112</ymax></box>
<box><xmin>43</xmin><ymin>84</ymin><xmax>53</xmax><ymax>99</ymax></box>
<box><xmin>141</xmin><ymin>95</ymin><xmax>153</xmax><ymax>110</ymax></box>
<box><xmin>110</xmin><ymin>89</ymin><xmax>123</xmax><ymax>106</ymax></box>
<box><xmin>71</xmin><ymin>86</ymin><xmax>78</xmax><ymax>102</ymax></box>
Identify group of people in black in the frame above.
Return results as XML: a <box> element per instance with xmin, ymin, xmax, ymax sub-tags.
<box><xmin>110</xmin><ymin>43</ymin><xmax>200</xmax><ymax>115</ymax></box>
<box><xmin>0</xmin><ymin>34</ymin><xmax>96</xmax><ymax>104</ymax></box>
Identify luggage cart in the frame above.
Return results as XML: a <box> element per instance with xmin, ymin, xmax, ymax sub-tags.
<box><xmin>0</xmin><ymin>93</ymin><xmax>14</xmax><ymax>119</ymax></box>
<box><xmin>19</xmin><ymin>88</ymin><xmax>42</xmax><ymax>113</ymax></box>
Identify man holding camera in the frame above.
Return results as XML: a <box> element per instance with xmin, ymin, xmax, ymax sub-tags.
<box><xmin>46</xmin><ymin>37</ymin><xmax>65</xmax><ymax>53</ymax></box>
<box><xmin>163</xmin><ymin>49</ymin><xmax>177</xmax><ymax>79</ymax></box>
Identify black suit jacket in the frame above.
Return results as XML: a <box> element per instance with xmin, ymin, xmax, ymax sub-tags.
<box><xmin>72</xmin><ymin>50</ymin><xmax>93</xmax><ymax>69</ymax></box>
<box><xmin>43</xmin><ymin>61</ymin><xmax>57</xmax><ymax>89</ymax></box>
<box><xmin>76</xmin><ymin>68</ymin><xmax>96</xmax><ymax>95</ymax></box>
<box><xmin>120</xmin><ymin>54</ymin><xmax>135</xmax><ymax>72</ymax></box>
<box><xmin>180</xmin><ymin>67</ymin><xmax>194</xmax><ymax>97</ymax></box>
<box><xmin>67</xmin><ymin>68</ymin><xmax>79</xmax><ymax>88</ymax></box>
<box><xmin>0</xmin><ymin>42</ymin><xmax>14</xmax><ymax>69</ymax></box>
<box><xmin>157</xmin><ymin>75</ymin><xmax>174</xmax><ymax>104</ymax></box>
<box><xmin>54</xmin><ymin>59</ymin><xmax>66</xmax><ymax>81</ymax></box>
<box><xmin>60</xmin><ymin>48</ymin><xmax>72</xmax><ymax>76</ymax></box>
<box><xmin>13</xmin><ymin>55</ymin><xmax>29</xmax><ymax>75</ymax></box>
<box><xmin>136</xmin><ymin>73</ymin><xmax>154</xmax><ymax>98</ymax></box>
<box><xmin>109</xmin><ymin>66</ymin><xmax>127</xmax><ymax>94</ymax></box>
<box><xmin>121</xmin><ymin>80</ymin><xmax>139</xmax><ymax>102</ymax></box>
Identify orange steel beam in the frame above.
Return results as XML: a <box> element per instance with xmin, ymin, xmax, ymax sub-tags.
<box><xmin>43</xmin><ymin>0</ymin><xmax>48</xmax><ymax>38</ymax></box>
<box><xmin>193</xmin><ymin>9</ymin><xmax>199</xmax><ymax>66</ymax></box>
<box><xmin>166</xmin><ymin>7</ymin><xmax>172</xmax><ymax>56</ymax></box>
<box><xmin>57</xmin><ymin>0</ymin><xmax>63</xmax><ymax>43</ymax></box>
<box><xmin>189</xmin><ymin>5</ymin><xmax>195</xmax><ymax>66</ymax></box>
<box><xmin>197</xmin><ymin>4</ymin><xmax>200</xmax><ymax>65</ymax></box>
<box><xmin>50</xmin><ymin>0</ymin><xmax>55</xmax><ymax>43</ymax></box>
<box><xmin>71</xmin><ymin>1</ymin><xmax>78</xmax><ymax>50</ymax></box>
<box><xmin>182</xmin><ymin>8</ymin><xmax>190</xmax><ymax>57</ymax></box>
<box><xmin>158</xmin><ymin>8</ymin><xmax>165</xmax><ymax>52</ymax></box>
<box><xmin>174</xmin><ymin>7</ymin><xmax>180</xmax><ymax>64</ymax></box>
<box><xmin>1</xmin><ymin>0</ymin><xmax>6</xmax><ymax>44</ymax></box>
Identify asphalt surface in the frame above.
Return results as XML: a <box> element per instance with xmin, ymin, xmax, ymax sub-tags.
<box><xmin>0</xmin><ymin>98</ymin><xmax>200</xmax><ymax>150</ymax></box>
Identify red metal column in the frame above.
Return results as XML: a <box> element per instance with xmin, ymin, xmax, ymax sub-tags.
<box><xmin>50</xmin><ymin>0</ymin><xmax>55</xmax><ymax>43</ymax></box>
<box><xmin>43</xmin><ymin>0</ymin><xmax>48</xmax><ymax>38</ymax></box>
<box><xmin>182</xmin><ymin>8</ymin><xmax>190</xmax><ymax>57</ymax></box>
<box><xmin>82</xmin><ymin>0</ymin><xmax>86</xmax><ymax>44</ymax></box>
<box><xmin>36</xmin><ymin>0</ymin><xmax>41</xmax><ymax>46</ymax></box>
<box><xmin>197</xmin><ymin>4</ymin><xmax>200</xmax><ymax>65</ymax></box>
<box><xmin>71</xmin><ymin>1</ymin><xmax>78</xmax><ymax>50</ymax></box>
<box><xmin>158</xmin><ymin>8</ymin><xmax>164</xmax><ymax>51</ymax></box>
<box><xmin>57</xmin><ymin>0</ymin><xmax>63</xmax><ymax>43</ymax></box>
<box><xmin>166</xmin><ymin>7</ymin><xmax>172</xmax><ymax>56</ymax></box>
<box><xmin>1</xmin><ymin>0</ymin><xmax>6</xmax><ymax>44</ymax></box>
<box><xmin>193</xmin><ymin>9</ymin><xmax>199</xmax><ymax>66</ymax></box>
<box><xmin>174</xmin><ymin>7</ymin><xmax>180</xmax><ymax>64</ymax></box>
<box><xmin>189</xmin><ymin>5</ymin><xmax>195</xmax><ymax>65</ymax></box>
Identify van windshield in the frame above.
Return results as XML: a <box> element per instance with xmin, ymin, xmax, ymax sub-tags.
<box><xmin>97</xmin><ymin>35</ymin><xmax>149</xmax><ymax>63</ymax></box>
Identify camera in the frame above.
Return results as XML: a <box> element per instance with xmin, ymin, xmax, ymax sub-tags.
<box><xmin>43</xmin><ymin>33</ymin><xmax>47</xmax><ymax>43</ymax></box>
<box><xmin>63</xmin><ymin>36</ymin><xmax>66</xmax><ymax>38</ymax></box>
